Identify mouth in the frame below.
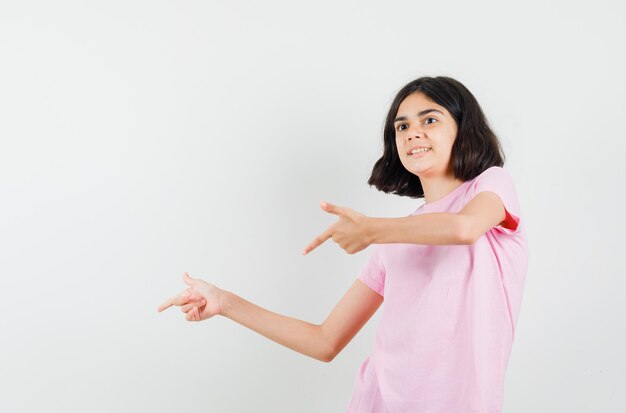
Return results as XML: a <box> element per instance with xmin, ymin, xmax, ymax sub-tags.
<box><xmin>407</xmin><ymin>148</ymin><xmax>432</xmax><ymax>157</ymax></box>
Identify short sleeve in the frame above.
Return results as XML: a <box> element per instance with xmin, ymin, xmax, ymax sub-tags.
<box><xmin>471</xmin><ymin>166</ymin><xmax>522</xmax><ymax>235</ymax></box>
<box><xmin>357</xmin><ymin>244</ymin><xmax>386</xmax><ymax>297</ymax></box>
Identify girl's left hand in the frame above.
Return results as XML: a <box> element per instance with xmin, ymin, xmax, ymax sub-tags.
<box><xmin>302</xmin><ymin>201</ymin><xmax>371</xmax><ymax>255</ymax></box>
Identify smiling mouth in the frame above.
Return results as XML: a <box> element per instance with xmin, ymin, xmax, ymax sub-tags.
<box><xmin>408</xmin><ymin>148</ymin><xmax>431</xmax><ymax>157</ymax></box>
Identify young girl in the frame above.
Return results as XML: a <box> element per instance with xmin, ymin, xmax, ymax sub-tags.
<box><xmin>158</xmin><ymin>76</ymin><xmax>529</xmax><ymax>412</ymax></box>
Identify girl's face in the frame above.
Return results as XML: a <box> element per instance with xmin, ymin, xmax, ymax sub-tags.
<box><xmin>394</xmin><ymin>92</ymin><xmax>458</xmax><ymax>178</ymax></box>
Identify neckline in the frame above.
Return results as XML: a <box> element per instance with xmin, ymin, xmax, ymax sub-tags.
<box><xmin>415</xmin><ymin>179</ymin><xmax>471</xmax><ymax>212</ymax></box>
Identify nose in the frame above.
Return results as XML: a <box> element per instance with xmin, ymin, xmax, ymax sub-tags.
<box><xmin>406</xmin><ymin>123</ymin><xmax>423</xmax><ymax>141</ymax></box>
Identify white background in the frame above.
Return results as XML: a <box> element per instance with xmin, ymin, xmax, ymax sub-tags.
<box><xmin>1</xmin><ymin>1</ymin><xmax>624</xmax><ymax>412</ymax></box>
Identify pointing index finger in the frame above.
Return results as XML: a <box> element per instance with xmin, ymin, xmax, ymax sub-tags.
<box><xmin>157</xmin><ymin>298</ymin><xmax>174</xmax><ymax>312</ymax></box>
<box><xmin>157</xmin><ymin>290</ymin><xmax>192</xmax><ymax>312</ymax></box>
<box><xmin>302</xmin><ymin>227</ymin><xmax>332</xmax><ymax>255</ymax></box>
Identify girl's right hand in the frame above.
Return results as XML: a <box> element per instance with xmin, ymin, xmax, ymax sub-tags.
<box><xmin>157</xmin><ymin>272</ymin><xmax>227</xmax><ymax>321</ymax></box>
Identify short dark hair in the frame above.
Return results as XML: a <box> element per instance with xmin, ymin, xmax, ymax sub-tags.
<box><xmin>368</xmin><ymin>76</ymin><xmax>506</xmax><ymax>199</ymax></box>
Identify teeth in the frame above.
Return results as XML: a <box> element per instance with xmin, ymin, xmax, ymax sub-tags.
<box><xmin>410</xmin><ymin>148</ymin><xmax>431</xmax><ymax>154</ymax></box>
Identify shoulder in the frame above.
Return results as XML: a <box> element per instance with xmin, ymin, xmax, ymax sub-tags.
<box><xmin>476</xmin><ymin>165</ymin><xmax>511</xmax><ymax>180</ymax></box>
<box><xmin>472</xmin><ymin>166</ymin><xmax>516</xmax><ymax>189</ymax></box>
<box><xmin>465</xmin><ymin>165</ymin><xmax>523</xmax><ymax>234</ymax></box>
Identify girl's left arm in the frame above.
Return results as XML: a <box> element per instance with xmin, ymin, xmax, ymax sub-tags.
<box><xmin>366</xmin><ymin>212</ymin><xmax>468</xmax><ymax>245</ymax></box>
<box><xmin>302</xmin><ymin>192</ymin><xmax>506</xmax><ymax>253</ymax></box>
<box><xmin>365</xmin><ymin>191</ymin><xmax>506</xmax><ymax>246</ymax></box>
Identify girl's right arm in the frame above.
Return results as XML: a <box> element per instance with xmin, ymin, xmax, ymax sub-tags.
<box><xmin>221</xmin><ymin>278</ymin><xmax>383</xmax><ymax>362</ymax></box>
<box><xmin>160</xmin><ymin>272</ymin><xmax>383</xmax><ymax>362</ymax></box>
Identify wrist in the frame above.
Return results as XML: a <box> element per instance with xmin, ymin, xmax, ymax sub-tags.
<box><xmin>218</xmin><ymin>290</ymin><xmax>233</xmax><ymax>317</ymax></box>
<box><xmin>364</xmin><ymin>216</ymin><xmax>381</xmax><ymax>245</ymax></box>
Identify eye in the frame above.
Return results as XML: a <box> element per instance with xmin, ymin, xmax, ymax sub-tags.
<box><xmin>395</xmin><ymin>117</ymin><xmax>438</xmax><ymax>132</ymax></box>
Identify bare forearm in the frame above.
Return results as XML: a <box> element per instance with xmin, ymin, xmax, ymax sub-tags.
<box><xmin>365</xmin><ymin>213</ymin><xmax>469</xmax><ymax>245</ymax></box>
<box><xmin>220</xmin><ymin>290</ymin><xmax>333</xmax><ymax>362</ymax></box>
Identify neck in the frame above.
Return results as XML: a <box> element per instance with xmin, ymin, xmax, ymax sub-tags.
<box><xmin>420</xmin><ymin>174</ymin><xmax>465</xmax><ymax>204</ymax></box>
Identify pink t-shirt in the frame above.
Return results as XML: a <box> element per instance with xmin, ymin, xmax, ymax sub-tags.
<box><xmin>347</xmin><ymin>166</ymin><xmax>529</xmax><ymax>413</ymax></box>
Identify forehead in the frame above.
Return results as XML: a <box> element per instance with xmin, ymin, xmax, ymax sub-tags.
<box><xmin>397</xmin><ymin>92</ymin><xmax>446</xmax><ymax>115</ymax></box>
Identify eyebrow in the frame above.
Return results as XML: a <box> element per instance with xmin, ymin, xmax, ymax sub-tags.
<box><xmin>394</xmin><ymin>109</ymin><xmax>444</xmax><ymax>123</ymax></box>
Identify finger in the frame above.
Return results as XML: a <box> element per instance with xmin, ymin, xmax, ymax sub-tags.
<box><xmin>181</xmin><ymin>299</ymin><xmax>206</xmax><ymax>313</ymax></box>
<box><xmin>186</xmin><ymin>306</ymin><xmax>198</xmax><ymax>321</ymax></box>
<box><xmin>157</xmin><ymin>294</ymin><xmax>181</xmax><ymax>312</ymax></box>
<box><xmin>157</xmin><ymin>298</ymin><xmax>173</xmax><ymax>312</ymax></box>
<box><xmin>302</xmin><ymin>227</ymin><xmax>333</xmax><ymax>255</ymax></box>
<box><xmin>157</xmin><ymin>290</ymin><xmax>193</xmax><ymax>312</ymax></box>
<box><xmin>180</xmin><ymin>297</ymin><xmax>206</xmax><ymax>313</ymax></box>
<box><xmin>157</xmin><ymin>291</ymin><xmax>187</xmax><ymax>312</ymax></box>
<box><xmin>183</xmin><ymin>271</ymin><xmax>198</xmax><ymax>287</ymax></box>
<box><xmin>321</xmin><ymin>201</ymin><xmax>343</xmax><ymax>216</ymax></box>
